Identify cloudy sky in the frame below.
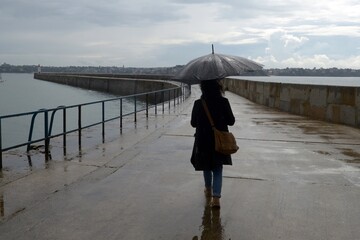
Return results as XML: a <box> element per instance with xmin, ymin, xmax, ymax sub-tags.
<box><xmin>1</xmin><ymin>0</ymin><xmax>359</xmax><ymax>69</ymax></box>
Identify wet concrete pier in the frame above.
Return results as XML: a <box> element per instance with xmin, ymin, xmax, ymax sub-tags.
<box><xmin>1</xmin><ymin>85</ymin><xmax>360</xmax><ymax>239</ymax></box>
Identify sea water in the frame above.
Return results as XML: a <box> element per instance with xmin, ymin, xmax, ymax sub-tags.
<box><xmin>1</xmin><ymin>74</ymin><xmax>359</xmax><ymax>149</ymax></box>
<box><xmin>0</xmin><ymin>73</ymin><xmax>136</xmax><ymax>149</ymax></box>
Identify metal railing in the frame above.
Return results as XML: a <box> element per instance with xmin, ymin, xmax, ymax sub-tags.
<box><xmin>0</xmin><ymin>85</ymin><xmax>190</xmax><ymax>169</ymax></box>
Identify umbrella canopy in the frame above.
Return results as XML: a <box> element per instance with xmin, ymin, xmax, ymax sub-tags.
<box><xmin>174</xmin><ymin>47</ymin><xmax>263</xmax><ymax>85</ymax></box>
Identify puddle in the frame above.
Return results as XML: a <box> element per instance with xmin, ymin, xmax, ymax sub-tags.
<box><xmin>0</xmin><ymin>193</ymin><xmax>4</xmax><ymax>218</ymax></box>
<box><xmin>339</xmin><ymin>148</ymin><xmax>360</xmax><ymax>164</ymax></box>
<box><xmin>343</xmin><ymin>159</ymin><xmax>360</xmax><ymax>163</ymax></box>
<box><xmin>314</xmin><ymin>150</ymin><xmax>331</xmax><ymax>155</ymax></box>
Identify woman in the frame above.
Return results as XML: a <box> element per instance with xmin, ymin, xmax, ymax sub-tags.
<box><xmin>190</xmin><ymin>80</ymin><xmax>235</xmax><ymax>208</ymax></box>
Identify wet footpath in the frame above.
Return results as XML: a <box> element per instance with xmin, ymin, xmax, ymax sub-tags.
<box><xmin>1</xmin><ymin>85</ymin><xmax>360</xmax><ymax>240</ymax></box>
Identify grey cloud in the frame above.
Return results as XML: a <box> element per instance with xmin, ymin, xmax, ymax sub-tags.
<box><xmin>0</xmin><ymin>0</ymin><xmax>185</xmax><ymax>31</ymax></box>
<box><xmin>298</xmin><ymin>36</ymin><xmax>360</xmax><ymax>58</ymax></box>
<box><xmin>154</xmin><ymin>41</ymin><xmax>267</xmax><ymax>67</ymax></box>
<box><xmin>1</xmin><ymin>0</ymin><xmax>359</xmax><ymax>68</ymax></box>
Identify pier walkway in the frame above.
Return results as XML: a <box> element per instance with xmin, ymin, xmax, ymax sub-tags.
<box><xmin>1</xmin><ymin>85</ymin><xmax>360</xmax><ymax>239</ymax></box>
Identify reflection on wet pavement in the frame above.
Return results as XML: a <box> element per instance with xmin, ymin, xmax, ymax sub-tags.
<box><xmin>339</xmin><ymin>148</ymin><xmax>360</xmax><ymax>164</ymax></box>
<box><xmin>0</xmin><ymin>192</ymin><xmax>4</xmax><ymax>218</ymax></box>
<box><xmin>193</xmin><ymin>198</ymin><xmax>229</xmax><ymax>240</ymax></box>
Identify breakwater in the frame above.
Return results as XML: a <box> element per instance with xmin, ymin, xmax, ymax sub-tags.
<box><xmin>224</xmin><ymin>78</ymin><xmax>360</xmax><ymax>128</ymax></box>
<box><xmin>34</xmin><ymin>73</ymin><xmax>181</xmax><ymax>103</ymax></box>
<box><xmin>33</xmin><ymin>73</ymin><xmax>360</xmax><ymax>128</ymax></box>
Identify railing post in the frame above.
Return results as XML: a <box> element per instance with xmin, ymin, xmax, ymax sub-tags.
<box><xmin>134</xmin><ymin>96</ymin><xmax>137</xmax><ymax>123</ymax></box>
<box><xmin>27</xmin><ymin>111</ymin><xmax>39</xmax><ymax>152</ymax></box>
<box><xmin>102</xmin><ymin>101</ymin><xmax>105</xmax><ymax>143</ymax></box>
<box><xmin>0</xmin><ymin>119</ymin><xmax>2</xmax><ymax>169</ymax></box>
<box><xmin>173</xmin><ymin>89</ymin><xmax>176</xmax><ymax>107</ymax></box>
<box><xmin>48</xmin><ymin>106</ymin><xmax>64</xmax><ymax>146</ymax></box>
<box><xmin>177</xmin><ymin>88</ymin><xmax>180</xmax><ymax>104</ymax></box>
<box><xmin>146</xmin><ymin>94</ymin><xmax>149</xmax><ymax>118</ymax></box>
<box><xmin>78</xmin><ymin>105</ymin><xmax>82</xmax><ymax>149</ymax></box>
<box><xmin>155</xmin><ymin>92</ymin><xmax>157</xmax><ymax>115</ymax></box>
<box><xmin>182</xmin><ymin>86</ymin><xmax>184</xmax><ymax>100</ymax></box>
<box><xmin>120</xmin><ymin>98</ymin><xmax>123</xmax><ymax>134</ymax></box>
<box><xmin>183</xmin><ymin>85</ymin><xmax>185</xmax><ymax>101</ymax></box>
<box><xmin>44</xmin><ymin>110</ymin><xmax>50</xmax><ymax>161</ymax></box>
<box><xmin>162</xmin><ymin>91</ymin><xmax>165</xmax><ymax>114</ymax></box>
<box><xmin>63</xmin><ymin>108</ymin><xmax>67</xmax><ymax>155</ymax></box>
<box><xmin>168</xmin><ymin>90</ymin><xmax>171</xmax><ymax>112</ymax></box>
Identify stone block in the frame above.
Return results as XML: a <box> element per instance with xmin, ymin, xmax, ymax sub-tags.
<box><xmin>308</xmin><ymin>105</ymin><xmax>327</xmax><ymax>120</ymax></box>
<box><xmin>268</xmin><ymin>96</ymin><xmax>276</xmax><ymax>108</ymax></box>
<box><xmin>340</xmin><ymin>105</ymin><xmax>356</xmax><ymax>126</ymax></box>
<box><xmin>279</xmin><ymin>85</ymin><xmax>291</xmax><ymax>102</ymax></box>
<box><xmin>355</xmin><ymin>88</ymin><xmax>360</xmax><ymax>106</ymax></box>
<box><xmin>289</xmin><ymin>85</ymin><xmax>310</xmax><ymax>101</ymax></box>
<box><xmin>328</xmin><ymin>86</ymin><xmax>356</xmax><ymax>105</ymax></box>
<box><xmin>327</xmin><ymin>104</ymin><xmax>341</xmax><ymax>123</ymax></box>
<box><xmin>279</xmin><ymin>100</ymin><xmax>290</xmax><ymax>112</ymax></box>
<box><xmin>255</xmin><ymin>82</ymin><xmax>264</xmax><ymax>95</ymax></box>
<box><xmin>263</xmin><ymin>83</ymin><xmax>270</xmax><ymax>98</ymax></box>
<box><xmin>309</xmin><ymin>86</ymin><xmax>327</xmax><ymax>107</ymax></box>
<box><xmin>290</xmin><ymin>99</ymin><xmax>302</xmax><ymax>115</ymax></box>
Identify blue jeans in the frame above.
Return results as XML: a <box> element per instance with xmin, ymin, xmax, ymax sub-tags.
<box><xmin>203</xmin><ymin>166</ymin><xmax>223</xmax><ymax>198</ymax></box>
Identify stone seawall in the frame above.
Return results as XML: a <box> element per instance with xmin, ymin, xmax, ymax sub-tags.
<box><xmin>34</xmin><ymin>73</ymin><xmax>181</xmax><ymax>103</ymax></box>
<box><xmin>224</xmin><ymin>78</ymin><xmax>360</xmax><ymax>128</ymax></box>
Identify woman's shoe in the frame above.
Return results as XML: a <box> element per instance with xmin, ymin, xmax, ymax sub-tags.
<box><xmin>204</xmin><ymin>187</ymin><xmax>212</xmax><ymax>197</ymax></box>
<box><xmin>211</xmin><ymin>197</ymin><xmax>220</xmax><ymax>208</ymax></box>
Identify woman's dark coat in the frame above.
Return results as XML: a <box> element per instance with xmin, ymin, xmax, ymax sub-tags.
<box><xmin>190</xmin><ymin>96</ymin><xmax>235</xmax><ymax>171</ymax></box>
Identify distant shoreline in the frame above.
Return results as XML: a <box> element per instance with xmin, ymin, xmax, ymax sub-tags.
<box><xmin>1</xmin><ymin>63</ymin><xmax>360</xmax><ymax>77</ymax></box>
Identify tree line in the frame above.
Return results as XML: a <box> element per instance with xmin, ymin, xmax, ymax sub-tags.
<box><xmin>1</xmin><ymin>63</ymin><xmax>359</xmax><ymax>77</ymax></box>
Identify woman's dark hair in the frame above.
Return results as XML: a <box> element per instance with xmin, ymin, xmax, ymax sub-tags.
<box><xmin>200</xmin><ymin>80</ymin><xmax>224</xmax><ymax>99</ymax></box>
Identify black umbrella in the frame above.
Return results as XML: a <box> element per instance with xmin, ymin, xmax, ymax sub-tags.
<box><xmin>174</xmin><ymin>45</ymin><xmax>263</xmax><ymax>85</ymax></box>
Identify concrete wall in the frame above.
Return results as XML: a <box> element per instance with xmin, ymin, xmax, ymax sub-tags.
<box><xmin>224</xmin><ymin>78</ymin><xmax>360</xmax><ymax>128</ymax></box>
<box><xmin>34</xmin><ymin>73</ymin><xmax>181</xmax><ymax>103</ymax></box>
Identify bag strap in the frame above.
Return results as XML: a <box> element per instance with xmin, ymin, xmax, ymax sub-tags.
<box><xmin>201</xmin><ymin>99</ymin><xmax>215</xmax><ymax>127</ymax></box>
